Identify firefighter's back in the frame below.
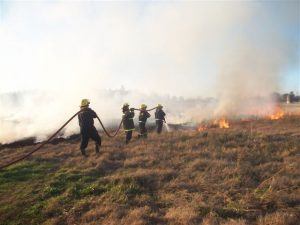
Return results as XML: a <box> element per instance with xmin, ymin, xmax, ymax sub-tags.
<box><xmin>78</xmin><ymin>108</ymin><xmax>96</xmax><ymax>130</ymax></box>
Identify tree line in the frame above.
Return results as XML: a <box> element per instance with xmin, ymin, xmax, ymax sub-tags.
<box><xmin>272</xmin><ymin>91</ymin><xmax>300</xmax><ymax>103</ymax></box>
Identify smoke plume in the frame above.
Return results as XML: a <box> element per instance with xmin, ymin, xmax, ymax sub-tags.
<box><xmin>0</xmin><ymin>1</ymin><xmax>298</xmax><ymax>143</ymax></box>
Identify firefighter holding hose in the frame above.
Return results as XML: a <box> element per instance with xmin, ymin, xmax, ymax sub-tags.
<box><xmin>122</xmin><ymin>103</ymin><xmax>135</xmax><ymax>144</ymax></box>
<box><xmin>138</xmin><ymin>104</ymin><xmax>151</xmax><ymax>138</ymax></box>
<box><xmin>155</xmin><ymin>104</ymin><xmax>166</xmax><ymax>134</ymax></box>
<box><xmin>78</xmin><ymin>99</ymin><xmax>101</xmax><ymax>156</ymax></box>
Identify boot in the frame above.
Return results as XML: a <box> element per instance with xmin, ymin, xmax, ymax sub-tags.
<box><xmin>81</xmin><ymin>148</ymin><xmax>87</xmax><ymax>156</ymax></box>
<box><xmin>95</xmin><ymin>144</ymin><xmax>100</xmax><ymax>154</ymax></box>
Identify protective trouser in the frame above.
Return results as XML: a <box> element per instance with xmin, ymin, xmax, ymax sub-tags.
<box><xmin>80</xmin><ymin>127</ymin><xmax>101</xmax><ymax>154</ymax></box>
<box><xmin>125</xmin><ymin>131</ymin><xmax>133</xmax><ymax>144</ymax></box>
<box><xmin>156</xmin><ymin>120</ymin><xmax>163</xmax><ymax>134</ymax></box>
<box><xmin>138</xmin><ymin>122</ymin><xmax>147</xmax><ymax>138</ymax></box>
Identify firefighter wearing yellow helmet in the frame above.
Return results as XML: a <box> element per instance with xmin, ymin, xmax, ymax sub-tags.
<box><xmin>155</xmin><ymin>104</ymin><xmax>166</xmax><ymax>134</ymax></box>
<box><xmin>138</xmin><ymin>104</ymin><xmax>151</xmax><ymax>138</ymax></box>
<box><xmin>122</xmin><ymin>103</ymin><xmax>135</xmax><ymax>144</ymax></box>
<box><xmin>78</xmin><ymin>99</ymin><xmax>101</xmax><ymax>156</ymax></box>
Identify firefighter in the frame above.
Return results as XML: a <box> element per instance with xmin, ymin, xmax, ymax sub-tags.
<box><xmin>155</xmin><ymin>104</ymin><xmax>166</xmax><ymax>134</ymax></box>
<box><xmin>78</xmin><ymin>99</ymin><xmax>101</xmax><ymax>156</ymax></box>
<box><xmin>122</xmin><ymin>103</ymin><xmax>135</xmax><ymax>144</ymax></box>
<box><xmin>138</xmin><ymin>104</ymin><xmax>151</xmax><ymax>138</ymax></box>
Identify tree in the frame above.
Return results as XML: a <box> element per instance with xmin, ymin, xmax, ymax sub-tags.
<box><xmin>289</xmin><ymin>91</ymin><xmax>295</xmax><ymax>102</ymax></box>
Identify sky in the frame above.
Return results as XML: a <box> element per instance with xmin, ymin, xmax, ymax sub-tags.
<box><xmin>0</xmin><ymin>0</ymin><xmax>299</xmax><ymax>143</ymax></box>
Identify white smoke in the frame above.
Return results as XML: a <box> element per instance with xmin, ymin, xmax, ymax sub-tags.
<box><xmin>0</xmin><ymin>1</ymin><xmax>298</xmax><ymax>143</ymax></box>
<box><xmin>0</xmin><ymin>89</ymin><xmax>217</xmax><ymax>143</ymax></box>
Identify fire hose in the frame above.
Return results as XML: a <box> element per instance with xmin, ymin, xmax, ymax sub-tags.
<box><xmin>96</xmin><ymin>106</ymin><xmax>158</xmax><ymax>137</ymax></box>
<box><xmin>0</xmin><ymin>106</ymin><xmax>160</xmax><ymax>170</ymax></box>
<box><xmin>0</xmin><ymin>110</ymin><xmax>82</xmax><ymax>170</ymax></box>
<box><xmin>132</xmin><ymin>107</ymin><xmax>158</xmax><ymax>112</ymax></box>
<box><xmin>0</xmin><ymin>111</ymin><xmax>122</xmax><ymax>170</ymax></box>
<box><xmin>96</xmin><ymin>115</ymin><xmax>123</xmax><ymax>138</ymax></box>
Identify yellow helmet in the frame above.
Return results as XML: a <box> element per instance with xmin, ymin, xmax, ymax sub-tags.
<box><xmin>157</xmin><ymin>104</ymin><xmax>163</xmax><ymax>108</ymax></box>
<box><xmin>122</xmin><ymin>103</ymin><xmax>129</xmax><ymax>108</ymax></box>
<box><xmin>140</xmin><ymin>104</ymin><xmax>147</xmax><ymax>109</ymax></box>
<box><xmin>80</xmin><ymin>99</ymin><xmax>90</xmax><ymax>107</ymax></box>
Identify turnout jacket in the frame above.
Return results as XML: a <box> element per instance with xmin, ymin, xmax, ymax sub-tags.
<box><xmin>78</xmin><ymin>108</ymin><xmax>97</xmax><ymax>131</ymax></box>
<box><xmin>155</xmin><ymin>109</ymin><xmax>166</xmax><ymax>121</ymax></box>
<box><xmin>139</xmin><ymin>110</ymin><xmax>151</xmax><ymax>123</ymax></box>
<box><xmin>122</xmin><ymin>110</ymin><xmax>135</xmax><ymax>131</ymax></box>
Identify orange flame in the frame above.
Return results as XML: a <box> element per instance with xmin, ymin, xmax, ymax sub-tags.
<box><xmin>219</xmin><ymin>118</ymin><xmax>230</xmax><ymax>128</ymax></box>
<box><xmin>197</xmin><ymin>126</ymin><xmax>207</xmax><ymax>132</ymax></box>
<box><xmin>269</xmin><ymin>108</ymin><xmax>284</xmax><ymax>120</ymax></box>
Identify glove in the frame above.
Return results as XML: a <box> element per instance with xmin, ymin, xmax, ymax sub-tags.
<box><xmin>130</xmin><ymin>108</ymin><xmax>135</xmax><ymax>112</ymax></box>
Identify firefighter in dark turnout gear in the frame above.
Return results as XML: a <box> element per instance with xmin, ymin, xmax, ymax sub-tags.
<box><xmin>138</xmin><ymin>104</ymin><xmax>151</xmax><ymax>138</ymax></box>
<box><xmin>122</xmin><ymin>103</ymin><xmax>135</xmax><ymax>144</ymax></box>
<box><xmin>78</xmin><ymin>99</ymin><xmax>101</xmax><ymax>156</ymax></box>
<box><xmin>155</xmin><ymin>104</ymin><xmax>166</xmax><ymax>134</ymax></box>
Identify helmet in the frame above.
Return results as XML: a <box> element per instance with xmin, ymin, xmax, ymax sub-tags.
<box><xmin>122</xmin><ymin>103</ymin><xmax>129</xmax><ymax>108</ymax></box>
<box><xmin>80</xmin><ymin>99</ymin><xmax>90</xmax><ymax>107</ymax></box>
<box><xmin>140</xmin><ymin>104</ymin><xmax>147</xmax><ymax>109</ymax></box>
<box><xmin>157</xmin><ymin>104</ymin><xmax>163</xmax><ymax>108</ymax></box>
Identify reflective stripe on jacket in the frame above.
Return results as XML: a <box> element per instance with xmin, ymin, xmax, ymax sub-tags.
<box><xmin>139</xmin><ymin>110</ymin><xmax>150</xmax><ymax>123</ymax></box>
<box><xmin>155</xmin><ymin>109</ymin><xmax>166</xmax><ymax>121</ymax></box>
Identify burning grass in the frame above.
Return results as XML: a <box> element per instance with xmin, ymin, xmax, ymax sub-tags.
<box><xmin>217</xmin><ymin>118</ymin><xmax>230</xmax><ymax>129</ymax></box>
<box><xmin>269</xmin><ymin>107</ymin><xmax>285</xmax><ymax>120</ymax></box>
<box><xmin>0</xmin><ymin>116</ymin><xmax>300</xmax><ymax>224</ymax></box>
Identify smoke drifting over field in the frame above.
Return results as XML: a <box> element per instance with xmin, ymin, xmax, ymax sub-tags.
<box><xmin>0</xmin><ymin>89</ymin><xmax>218</xmax><ymax>143</ymax></box>
<box><xmin>0</xmin><ymin>1</ymin><xmax>299</xmax><ymax>143</ymax></box>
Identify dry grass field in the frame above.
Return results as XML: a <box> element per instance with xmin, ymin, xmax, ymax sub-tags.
<box><xmin>0</xmin><ymin>115</ymin><xmax>299</xmax><ymax>225</ymax></box>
